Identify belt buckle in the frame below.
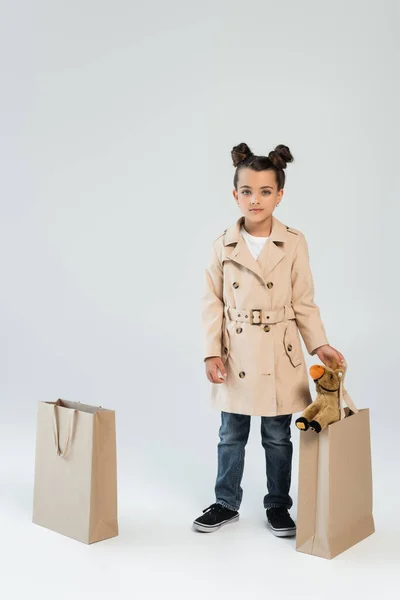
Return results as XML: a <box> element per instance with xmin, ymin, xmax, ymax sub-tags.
<box><xmin>250</xmin><ymin>308</ymin><xmax>262</xmax><ymax>325</ymax></box>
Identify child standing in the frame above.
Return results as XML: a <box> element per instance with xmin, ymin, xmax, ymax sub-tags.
<box><xmin>193</xmin><ymin>143</ymin><xmax>345</xmax><ymax>535</ymax></box>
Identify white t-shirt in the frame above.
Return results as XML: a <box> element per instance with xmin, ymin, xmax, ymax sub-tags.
<box><xmin>240</xmin><ymin>224</ymin><xmax>269</xmax><ymax>260</ymax></box>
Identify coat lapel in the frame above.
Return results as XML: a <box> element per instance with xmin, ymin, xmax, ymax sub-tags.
<box><xmin>222</xmin><ymin>215</ymin><xmax>287</xmax><ymax>284</ymax></box>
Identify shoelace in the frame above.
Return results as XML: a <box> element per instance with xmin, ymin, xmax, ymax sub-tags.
<box><xmin>268</xmin><ymin>506</ymin><xmax>288</xmax><ymax>515</ymax></box>
<box><xmin>202</xmin><ymin>502</ymin><xmax>225</xmax><ymax>513</ymax></box>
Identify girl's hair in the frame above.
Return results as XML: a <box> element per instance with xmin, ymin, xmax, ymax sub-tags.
<box><xmin>231</xmin><ymin>142</ymin><xmax>294</xmax><ymax>191</ymax></box>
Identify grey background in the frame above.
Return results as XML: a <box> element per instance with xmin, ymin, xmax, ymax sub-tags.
<box><xmin>0</xmin><ymin>0</ymin><xmax>399</xmax><ymax>598</ymax></box>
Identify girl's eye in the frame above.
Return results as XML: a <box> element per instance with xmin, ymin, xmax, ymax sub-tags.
<box><xmin>242</xmin><ymin>190</ymin><xmax>270</xmax><ymax>196</ymax></box>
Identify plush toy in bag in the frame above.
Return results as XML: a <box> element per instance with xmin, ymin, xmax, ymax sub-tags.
<box><xmin>295</xmin><ymin>358</ymin><xmax>375</xmax><ymax>559</ymax></box>
<box><xmin>295</xmin><ymin>359</ymin><xmax>352</xmax><ymax>433</ymax></box>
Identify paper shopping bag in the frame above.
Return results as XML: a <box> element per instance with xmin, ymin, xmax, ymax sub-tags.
<box><xmin>296</xmin><ymin>362</ymin><xmax>375</xmax><ymax>559</ymax></box>
<box><xmin>32</xmin><ymin>399</ymin><xmax>118</xmax><ymax>544</ymax></box>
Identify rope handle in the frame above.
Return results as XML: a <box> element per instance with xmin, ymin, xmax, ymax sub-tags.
<box><xmin>337</xmin><ymin>359</ymin><xmax>359</xmax><ymax>419</ymax></box>
<box><xmin>52</xmin><ymin>404</ymin><xmax>76</xmax><ymax>457</ymax></box>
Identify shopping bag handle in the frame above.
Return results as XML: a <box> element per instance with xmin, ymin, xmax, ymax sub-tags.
<box><xmin>52</xmin><ymin>404</ymin><xmax>76</xmax><ymax>457</ymax></box>
<box><xmin>337</xmin><ymin>360</ymin><xmax>359</xmax><ymax>419</ymax></box>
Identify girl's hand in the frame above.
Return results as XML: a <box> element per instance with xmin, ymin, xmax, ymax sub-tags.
<box><xmin>314</xmin><ymin>344</ymin><xmax>345</xmax><ymax>369</ymax></box>
<box><xmin>205</xmin><ymin>356</ymin><xmax>227</xmax><ymax>383</ymax></box>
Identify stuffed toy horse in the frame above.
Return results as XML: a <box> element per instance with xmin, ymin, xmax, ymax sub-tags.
<box><xmin>295</xmin><ymin>360</ymin><xmax>351</xmax><ymax>433</ymax></box>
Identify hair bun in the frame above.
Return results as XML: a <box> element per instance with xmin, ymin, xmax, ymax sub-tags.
<box><xmin>268</xmin><ymin>144</ymin><xmax>294</xmax><ymax>170</ymax></box>
<box><xmin>231</xmin><ymin>142</ymin><xmax>253</xmax><ymax>168</ymax></box>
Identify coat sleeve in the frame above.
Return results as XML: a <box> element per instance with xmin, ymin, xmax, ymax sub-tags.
<box><xmin>201</xmin><ymin>242</ymin><xmax>224</xmax><ymax>361</ymax></box>
<box><xmin>290</xmin><ymin>233</ymin><xmax>329</xmax><ymax>356</ymax></box>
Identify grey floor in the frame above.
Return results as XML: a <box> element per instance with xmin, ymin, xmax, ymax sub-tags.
<box><xmin>1</xmin><ymin>420</ymin><xmax>398</xmax><ymax>600</ymax></box>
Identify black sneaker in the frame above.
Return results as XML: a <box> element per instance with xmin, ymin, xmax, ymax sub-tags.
<box><xmin>266</xmin><ymin>507</ymin><xmax>296</xmax><ymax>537</ymax></box>
<box><xmin>192</xmin><ymin>502</ymin><xmax>239</xmax><ymax>533</ymax></box>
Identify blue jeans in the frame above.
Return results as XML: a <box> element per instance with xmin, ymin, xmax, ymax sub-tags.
<box><xmin>215</xmin><ymin>411</ymin><xmax>293</xmax><ymax>512</ymax></box>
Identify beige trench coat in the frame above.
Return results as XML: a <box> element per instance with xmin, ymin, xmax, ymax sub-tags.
<box><xmin>201</xmin><ymin>214</ymin><xmax>329</xmax><ymax>417</ymax></box>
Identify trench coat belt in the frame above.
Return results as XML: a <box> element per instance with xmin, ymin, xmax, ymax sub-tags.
<box><xmin>225</xmin><ymin>304</ymin><xmax>295</xmax><ymax>325</ymax></box>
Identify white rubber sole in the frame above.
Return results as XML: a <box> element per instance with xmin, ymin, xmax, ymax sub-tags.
<box><xmin>267</xmin><ymin>522</ymin><xmax>296</xmax><ymax>537</ymax></box>
<box><xmin>192</xmin><ymin>514</ymin><xmax>239</xmax><ymax>533</ymax></box>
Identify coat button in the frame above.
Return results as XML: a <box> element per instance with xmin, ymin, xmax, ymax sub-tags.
<box><xmin>233</xmin><ymin>282</ymin><xmax>239</xmax><ymax>288</ymax></box>
<box><xmin>266</xmin><ymin>281</ymin><xmax>273</xmax><ymax>289</ymax></box>
<box><xmin>236</xmin><ymin>327</ymin><xmax>243</xmax><ymax>334</ymax></box>
<box><xmin>263</xmin><ymin>325</ymin><xmax>270</xmax><ymax>332</ymax></box>
<box><xmin>287</xmin><ymin>344</ymin><xmax>292</xmax><ymax>351</ymax></box>
<box><xmin>239</xmin><ymin>371</ymin><xmax>246</xmax><ymax>378</ymax></box>
<box><xmin>224</xmin><ymin>347</ymin><xmax>228</xmax><ymax>354</ymax></box>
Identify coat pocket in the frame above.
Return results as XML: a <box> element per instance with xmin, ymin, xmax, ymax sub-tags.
<box><xmin>221</xmin><ymin>321</ymin><xmax>231</xmax><ymax>364</ymax></box>
<box><xmin>283</xmin><ymin>322</ymin><xmax>302</xmax><ymax>367</ymax></box>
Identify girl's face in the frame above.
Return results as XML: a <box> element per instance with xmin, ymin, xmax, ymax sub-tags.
<box><xmin>232</xmin><ymin>168</ymin><xmax>284</xmax><ymax>223</ymax></box>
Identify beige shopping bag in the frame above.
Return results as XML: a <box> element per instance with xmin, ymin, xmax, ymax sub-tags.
<box><xmin>32</xmin><ymin>399</ymin><xmax>118</xmax><ymax>544</ymax></box>
<box><xmin>296</xmin><ymin>362</ymin><xmax>375</xmax><ymax>559</ymax></box>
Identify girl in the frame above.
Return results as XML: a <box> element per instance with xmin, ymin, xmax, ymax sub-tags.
<box><xmin>193</xmin><ymin>142</ymin><xmax>345</xmax><ymax>536</ymax></box>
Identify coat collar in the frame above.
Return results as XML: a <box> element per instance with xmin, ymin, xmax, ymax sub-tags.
<box><xmin>223</xmin><ymin>214</ymin><xmax>288</xmax><ymax>245</ymax></box>
<box><xmin>222</xmin><ymin>215</ymin><xmax>288</xmax><ymax>283</ymax></box>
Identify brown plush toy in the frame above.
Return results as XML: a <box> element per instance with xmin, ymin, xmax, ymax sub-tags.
<box><xmin>295</xmin><ymin>360</ymin><xmax>350</xmax><ymax>433</ymax></box>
